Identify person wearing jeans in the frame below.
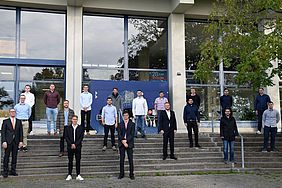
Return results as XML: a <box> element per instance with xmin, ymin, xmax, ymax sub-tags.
<box><xmin>220</xmin><ymin>107</ymin><xmax>239</xmax><ymax>164</ymax></box>
<box><xmin>44</xmin><ymin>84</ymin><xmax>61</xmax><ymax>135</ymax></box>
<box><xmin>102</xmin><ymin>97</ymin><xmax>118</xmax><ymax>151</ymax></box>
<box><xmin>255</xmin><ymin>88</ymin><xmax>271</xmax><ymax>134</ymax></box>
<box><xmin>132</xmin><ymin>90</ymin><xmax>148</xmax><ymax>139</ymax></box>
<box><xmin>262</xmin><ymin>101</ymin><xmax>280</xmax><ymax>152</ymax></box>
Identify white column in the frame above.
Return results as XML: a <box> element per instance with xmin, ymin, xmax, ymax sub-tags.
<box><xmin>168</xmin><ymin>13</ymin><xmax>186</xmax><ymax>132</ymax></box>
<box><xmin>66</xmin><ymin>6</ymin><xmax>83</xmax><ymax>117</ymax></box>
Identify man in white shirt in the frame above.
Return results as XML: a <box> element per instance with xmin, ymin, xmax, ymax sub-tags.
<box><xmin>132</xmin><ymin>90</ymin><xmax>148</xmax><ymax>139</ymax></box>
<box><xmin>23</xmin><ymin>85</ymin><xmax>35</xmax><ymax>135</ymax></box>
<box><xmin>80</xmin><ymin>85</ymin><xmax>93</xmax><ymax>135</ymax></box>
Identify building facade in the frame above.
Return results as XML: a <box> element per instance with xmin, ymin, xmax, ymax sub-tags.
<box><xmin>0</xmin><ymin>0</ymin><xmax>281</xmax><ymax>132</ymax></box>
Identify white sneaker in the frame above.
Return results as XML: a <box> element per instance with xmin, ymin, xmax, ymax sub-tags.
<box><xmin>29</xmin><ymin>131</ymin><xmax>34</xmax><ymax>135</ymax></box>
<box><xmin>256</xmin><ymin>130</ymin><xmax>261</xmax><ymax>134</ymax></box>
<box><xmin>76</xmin><ymin>175</ymin><xmax>84</xmax><ymax>181</ymax></box>
<box><xmin>66</xmin><ymin>175</ymin><xmax>72</xmax><ymax>181</ymax></box>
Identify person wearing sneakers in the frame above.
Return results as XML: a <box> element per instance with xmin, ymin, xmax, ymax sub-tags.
<box><xmin>132</xmin><ymin>90</ymin><xmax>148</xmax><ymax>139</ymax></box>
<box><xmin>261</xmin><ymin>101</ymin><xmax>280</xmax><ymax>153</ymax></box>
<box><xmin>65</xmin><ymin>115</ymin><xmax>84</xmax><ymax>181</ymax></box>
<box><xmin>80</xmin><ymin>85</ymin><xmax>93</xmax><ymax>135</ymax></box>
<box><xmin>102</xmin><ymin>97</ymin><xmax>118</xmax><ymax>151</ymax></box>
<box><xmin>220</xmin><ymin>107</ymin><xmax>239</xmax><ymax>164</ymax></box>
<box><xmin>14</xmin><ymin>94</ymin><xmax>31</xmax><ymax>152</ymax></box>
<box><xmin>44</xmin><ymin>84</ymin><xmax>61</xmax><ymax>135</ymax></box>
<box><xmin>56</xmin><ymin>100</ymin><xmax>74</xmax><ymax>157</ymax></box>
<box><xmin>183</xmin><ymin>97</ymin><xmax>201</xmax><ymax>148</ymax></box>
<box><xmin>255</xmin><ymin>88</ymin><xmax>270</xmax><ymax>134</ymax></box>
<box><xmin>23</xmin><ymin>84</ymin><xmax>35</xmax><ymax>136</ymax></box>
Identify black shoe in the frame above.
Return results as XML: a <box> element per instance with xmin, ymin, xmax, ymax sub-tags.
<box><xmin>189</xmin><ymin>144</ymin><xmax>193</xmax><ymax>148</ymax></box>
<box><xmin>142</xmin><ymin>135</ymin><xmax>147</xmax><ymax>140</ymax></box>
<box><xmin>3</xmin><ymin>172</ymin><xmax>8</xmax><ymax>178</ymax></box>
<box><xmin>163</xmin><ymin>155</ymin><xmax>167</xmax><ymax>160</ymax></box>
<box><xmin>130</xmin><ymin>176</ymin><xmax>135</xmax><ymax>180</ymax></box>
<box><xmin>230</xmin><ymin>160</ymin><xmax>237</xmax><ymax>164</ymax></box>
<box><xmin>224</xmin><ymin>160</ymin><xmax>228</xmax><ymax>164</ymax></box>
<box><xmin>170</xmin><ymin>156</ymin><xmax>177</xmax><ymax>160</ymax></box>
<box><xmin>23</xmin><ymin>147</ymin><xmax>28</xmax><ymax>152</ymax></box>
<box><xmin>9</xmin><ymin>171</ymin><xmax>18</xmax><ymax>176</ymax></box>
<box><xmin>18</xmin><ymin>147</ymin><xmax>23</xmax><ymax>152</ymax></box>
<box><xmin>134</xmin><ymin>136</ymin><xmax>137</xmax><ymax>138</ymax></box>
<box><xmin>195</xmin><ymin>144</ymin><xmax>201</xmax><ymax>148</ymax></box>
<box><xmin>118</xmin><ymin>174</ymin><xmax>124</xmax><ymax>179</ymax></box>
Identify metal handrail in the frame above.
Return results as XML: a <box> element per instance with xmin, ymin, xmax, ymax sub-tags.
<box><xmin>238</xmin><ymin>133</ymin><xmax>245</xmax><ymax>168</ymax></box>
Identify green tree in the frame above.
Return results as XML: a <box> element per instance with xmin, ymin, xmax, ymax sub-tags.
<box><xmin>194</xmin><ymin>0</ymin><xmax>281</xmax><ymax>89</ymax></box>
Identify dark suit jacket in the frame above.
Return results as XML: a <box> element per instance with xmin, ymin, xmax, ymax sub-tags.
<box><xmin>1</xmin><ymin>118</ymin><xmax>23</xmax><ymax>145</ymax></box>
<box><xmin>56</xmin><ymin>108</ymin><xmax>75</xmax><ymax>136</ymax></box>
<box><xmin>64</xmin><ymin>124</ymin><xmax>84</xmax><ymax>149</ymax></box>
<box><xmin>118</xmin><ymin>120</ymin><xmax>135</xmax><ymax>149</ymax></box>
<box><xmin>159</xmin><ymin>110</ymin><xmax>177</xmax><ymax>133</ymax></box>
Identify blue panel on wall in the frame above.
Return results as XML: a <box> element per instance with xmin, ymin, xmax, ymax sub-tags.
<box><xmin>90</xmin><ymin>80</ymin><xmax>169</xmax><ymax>134</ymax></box>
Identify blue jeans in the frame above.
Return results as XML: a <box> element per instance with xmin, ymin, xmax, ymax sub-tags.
<box><xmin>263</xmin><ymin>126</ymin><xmax>277</xmax><ymax>151</ymax></box>
<box><xmin>135</xmin><ymin>115</ymin><xmax>146</xmax><ymax>137</ymax></box>
<box><xmin>46</xmin><ymin>107</ymin><xmax>58</xmax><ymax>133</ymax></box>
<box><xmin>223</xmin><ymin>140</ymin><xmax>234</xmax><ymax>161</ymax></box>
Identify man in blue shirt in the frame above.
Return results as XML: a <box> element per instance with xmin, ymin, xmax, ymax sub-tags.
<box><xmin>255</xmin><ymin>88</ymin><xmax>271</xmax><ymax>134</ymax></box>
<box><xmin>220</xmin><ymin>88</ymin><xmax>233</xmax><ymax>116</ymax></box>
<box><xmin>183</xmin><ymin>97</ymin><xmax>201</xmax><ymax>148</ymax></box>
<box><xmin>102</xmin><ymin>97</ymin><xmax>118</xmax><ymax>151</ymax></box>
<box><xmin>14</xmin><ymin>94</ymin><xmax>31</xmax><ymax>152</ymax></box>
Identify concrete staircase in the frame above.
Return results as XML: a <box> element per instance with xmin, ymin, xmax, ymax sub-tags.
<box><xmin>1</xmin><ymin>133</ymin><xmax>282</xmax><ymax>178</ymax></box>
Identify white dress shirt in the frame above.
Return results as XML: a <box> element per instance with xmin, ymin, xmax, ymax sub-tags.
<box><xmin>24</xmin><ymin>92</ymin><xmax>35</xmax><ymax>108</ymax></box>
<box><xmin>72</xmin><ymin>124</ymin><xmax>78</xmax><ymax>142</ymax></box>
<box><xmin>132</xmin><ymin>96</ymin><xmax>148</xmax><ymax>116</ymax></box>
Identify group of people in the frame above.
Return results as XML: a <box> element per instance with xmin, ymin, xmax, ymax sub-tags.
<box><xmin>1</xmin><ymin>84</ymin><xmax>281</xmax><ymax>180</ymax></box>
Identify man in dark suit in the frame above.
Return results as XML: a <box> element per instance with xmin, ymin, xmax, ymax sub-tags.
<box><xmin>159</xmin><ymin>102</ymin><xmax>177</xmax><ymax>160</ymax></box>
<box><xmin>117</xmin><ymin>111</ymin><xmax>135</xmax><ymax>180</ymax></box>
<box><xmin>64</xmin><ymin>115</ymin><xmax>84</xmax><ymax>181</ymax></box>
<box><xmin>1</xmin><ymin>108</ymin><xmax>23</xmax><ymax>178</ymax></box>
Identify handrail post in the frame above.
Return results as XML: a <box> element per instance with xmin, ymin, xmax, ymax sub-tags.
<box><xmin>239</xmin><ymin>133</ymin><xmax>245</xmax><ymax>168</ymax></box>
<box><xmin>211</xmin><ymin>109</ymin><xmax>214</xmax><ymax>135</ymax></box>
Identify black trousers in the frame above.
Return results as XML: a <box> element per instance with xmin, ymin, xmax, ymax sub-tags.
<box><xmin>3</xmin><ymin>141</ymin><xmax>18</xmax><ymax>174</ymax></box>
<box><xmin>187</xmin><ymin>120</ymin><xmax>199</xmax><ymax>146</ymax></box>
<box><xmin>67</xmin><ymin>147</ymin><xmax>81</xmax><ymax>176</ymax></box>
<box><xmin>163</xmin><ymin>131</ymin><xmax>175</xmax><ymax>157</ymax></box>
<box><xmin>104</xmin><ymin>125</ymin><xmax>115</xmax><ymax>147</ymax></box>
<box><xmin>119</xmin><ymin>145</ymin><xmax>134</xmax><ymax>177</ymax></box>
<box><xmin>81</xmin><ymin>110</ymin><xmax>91</xmax><ymax>132</ymax></box>
<box><xmin>257</xmin><ymin>109</ymin><xmax>267</xmax><ymax>132</ymax></box>
<box><xmin>28</xmin><ymin>106</ymin><xmax>35</xmax><ymax>133</ymax></box>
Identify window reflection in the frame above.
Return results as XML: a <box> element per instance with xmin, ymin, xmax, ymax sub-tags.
<box><xmin>128</xmin><ymin>18</ymin><xmax>167</xmax><ymax>69</ymax></box>
<box><xmin>83</xmin><ymin>68</ymin><xmax>124</xmax><ymax>81</ymax></box>
<box><xmin>83</xmin><ymin>16</ymin><xmax>124</xmax><ymax>68</ymax></box>
<box><xmin>0</xmin><ymin>66</ymin><xmax>14</xmax><ymax>80</ymax></box>
<box><xmin>129</xmin><ymin>70</ymin><xmax>167</xmax><ymax>82</ymax></box>
<box><xmin>0</xmin><ymin>82</ymin><xmax>14</xmax><ymax>110</ymax></box>
<box><xmin>21</xmin><ymin>11</ymin><xmax>65</xmax><ymax>59</ymax></box>
<box><xmin>0</xmin><ymin>9</ymin><xmax>16</xmax><ymax>58</ymax></box>
<box><xmin>19</xmin><ymin>67</ymin><xmax>64</xmax><ymax>81</ymax></box>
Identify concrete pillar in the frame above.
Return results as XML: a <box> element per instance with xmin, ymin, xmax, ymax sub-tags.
<box><xmin>168</xmin><ymin>13</ymin><xmax>186</xmax><ymax>132</ymax></box>
<box><xmin>66</xmin><ymin>6</ymin><xmax>83</xmax><ymax>117</ymax></box>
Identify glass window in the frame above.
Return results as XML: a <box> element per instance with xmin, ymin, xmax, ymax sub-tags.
<box><xmin>0</xmin><ymin>8</ymin><xmax>16</xmax><ymax>58</ymax></box>
<box><xmin>186</xmin><ymin>71</ymin><xmax>219</xmax><ymax>85</ymax></box>
<box><xmin>83</xmin><ymin>68</ymin><xmax>124</xmax><ymax>81</ymax></box>
<box><xmin>128</xmin><ymin>18</ymin><xmax>167</xmax><ymax>69</ymax></box>
<box><xmin>0</xmin><ymin>81</ymin><xmax>14</xmax><ymax>111</ymax></box>
<box><xmin>19</xmin><ymin>67</ymin><xmax>64</xmax><ymax>81</ymax></box>
<box><xmin>186</xmin><ymin>86</ymin><xmax>220</xmax><ymax>121</ymax></box>
<box><xmin>0</xmin><ymin>65</ymin><xmax>15</xmax><ymax>80</ymax></box>
<box><xmin>83</xmin><ymin>16</ymin><xmax>124</xmax><ymax>68</ymax></box>
<box><xmin>129</xmin><ymin>70</ymin><xmax>167</xmax><ymax>82</ymax></box>
<box><xmin>228</xmin><ymin>87</ymin><xmax>256</xmax><ymax>120</ymax></box>
<box><xmin>21</xmin><ymin>11</ymin><xmax>65</xmax><ymax>59</ymax></box>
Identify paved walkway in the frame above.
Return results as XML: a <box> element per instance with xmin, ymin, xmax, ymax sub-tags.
<box><xmin>0</xmin><ymin>174</ymin><xmax>281</xmax><ymax>188</ymax></box>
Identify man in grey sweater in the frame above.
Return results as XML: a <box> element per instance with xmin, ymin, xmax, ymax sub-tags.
<box><xmin>262</xmin><ymin>101</ymin><xmax>280</xmax><ymax>152</ymax></box>
<box><xmin>109</xmin><ymin>88</ymin><xmax>123</xmax><ymax>122</ymax></box>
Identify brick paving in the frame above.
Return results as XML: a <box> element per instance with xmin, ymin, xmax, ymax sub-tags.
<box><xmin>0</xmin><ymin>173</ymin><xmax>281</xmax><ymax>188</ymax></box>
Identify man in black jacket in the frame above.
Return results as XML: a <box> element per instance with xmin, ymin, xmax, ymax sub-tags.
<box><xmin>159</xmin><ymin>102</ymin><xmax>177</xmax><ymax>160</ymax></box>
<box><xmin>183</xmin><ymin>98</ymin><xmax>201</xmax><ymax>148</ymax></box>
<box><xmin>64</xmin><ymin>115</ymin><xmax>84</xmax><ymax>181</ymax></box>
<box><xmin>220</xmin><ymin>108</ymin><xmax>239</xmax><ymax>164</ymax></box>
<box><xmin>1</xmin><ymin>108</ymin><xmax>23</xmax><ymax>178</ymax></box>
<box><xmin>117</xmin><ymin>111</ymin><xmax>135</xmax><ymax>180</ymax></box>
<box><xmin>220</xmin><ymin>88</ymin><xmax>233</xmax><ymax>116</ymax></box>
